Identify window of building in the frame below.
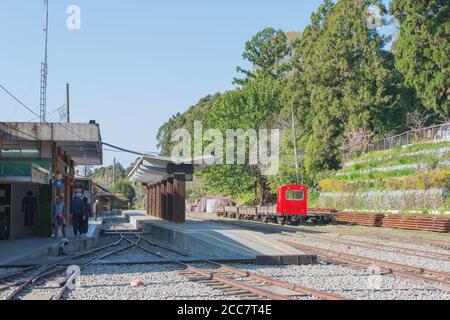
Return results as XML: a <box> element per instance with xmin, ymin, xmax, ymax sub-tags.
<box><xmin>286</xmin><ymin>190</ymin><xmax>304</xmax><ymax>201</ymax></box>
<box><xmin>0</xmin><ymin>141</ymin><xmax>40</xmax><ymax>159</ymax></box>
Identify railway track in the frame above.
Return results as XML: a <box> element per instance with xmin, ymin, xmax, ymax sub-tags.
<box><xmin>99</xmin><ymin>217</ymin><xmax>349</xmax><ymax>301</ymax></box>
<box><xmin>281</xmin><ymin>240</ymin><xmax>450</xmax><ymax>290</ymax></box>
<box><xmin>290</xmin><ymin>233</ymin><xmax>450</xmax><ymax>262</ymax></box>
<box><xmin>1</xmin><ymin>214</ymin><xmax>348</xmax><ymax>301</ymax></box>
<box><xmin>0</xmin><ymin>233</ymin><xmax>132</xmax><ymax>300</ymax></box>
<box><xmin>200</xmin><ymin>214</ymin><xmax>450</xmax><ymax>263</ymax></box>
<box><xmin>187</xmin><ymin>214</ymin><xmax>450</xmax><ymax>290</ymax></box>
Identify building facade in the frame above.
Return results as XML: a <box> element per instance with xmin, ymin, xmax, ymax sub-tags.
<box><xmin>0</xmin><ymin>122</ymin><xmax>102</xmax><ymax>239</ymax></box>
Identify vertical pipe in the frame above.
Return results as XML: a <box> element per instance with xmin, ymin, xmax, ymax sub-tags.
<box><xmin>146</xmin><ymin>187</ymin><xmax>151</xmax><ymax>216</ymax></box>
<box><xmin>65</xmin><ymin>83</ymin><xmax>70</xmax><ymax>123</ymax></box>
<box><xmin>150</xmin><ymin>185</ymin><xmax>155</xmax><ymax>217</ymax></box>
<box><xmin>155</xmin><ymin>183</ymin><xmax>161</xmax><ymax>219</ymax></box>
<box><xmin>161</xmin><ymin>181</ymin><xmax>167</xmax><ymax>221</ymax></box>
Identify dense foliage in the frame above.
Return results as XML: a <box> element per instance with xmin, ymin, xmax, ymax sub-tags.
<box><xmin>156</xmin><ymin>0</ymin><xmax>448</xmax><ymax>204</ymax></box>
<box><xmin>110</xmin><ymin>179</ymin><xmax>136</xmax><ymax>203</ymax></box>
<box><xmin>390</xmin><ymin>0</ymin><xmax>449</xmax><ymax>118</ymax></box>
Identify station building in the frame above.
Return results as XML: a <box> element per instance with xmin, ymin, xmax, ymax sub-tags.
<box><xmin>0</xmin><ymin>122</ymin><xmax>102</xmax><ymax>240</ymax></box>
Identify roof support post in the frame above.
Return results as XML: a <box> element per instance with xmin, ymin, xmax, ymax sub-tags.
<box><xmin>161</xmin><ymin>180</ymin><xmax>167</xmax><ymax>221</ymax></box>
<box><xmin>166</xmin><ymin>178</ymin><xmax>174</xmax><ymax>222</ymax></box>
<box><xmin>173</xmin><ymin>177</ymin><xmax>186</xmax><ymax>223</ymax></box>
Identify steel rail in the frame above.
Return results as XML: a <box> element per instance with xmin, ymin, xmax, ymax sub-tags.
<box><xmin>291</xmin><ymin>233</ymin><xmax>450</xmax><ymax>262</ymax></box>
<box><xmin>281</xmin><ymin>240</ymin><xmax>450</xmax><ymax>290</ymax></box>
<box><xmin>119</xmin><ymin>229</ymin><xmax>348</xmax><ymax>300</ymax></box>
<box><xmin>5</xmin><ymin>234</ymin><xmax>126</xmax><ymax>300</ymax></box>
<box><xmin>208</xmin><ymin>215</ymin><xmax>450</xmax><ymax>262</ymax></box>
<box><xmin>54</xmin><ymin>234</ymin><xmax>142</xmax><ymax>300</ymax></box>
<box><xmin>0</xmin><ymin>266</ymin><xmax>40</xmax><ymax>283</ymax></box>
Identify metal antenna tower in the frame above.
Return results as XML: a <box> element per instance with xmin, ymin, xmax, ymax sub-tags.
<box><xmin>40</xmin><ymin>0</ymin><xmax>49</xmax><ymax>122</ymax></box>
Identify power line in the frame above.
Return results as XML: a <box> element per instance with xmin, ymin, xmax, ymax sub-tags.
<box><xmin>0</xmin><ymin>84</ymin><xmax>41</xmax><ymax>119</ymax></box>
<box><xmin>27</xmin><ymin>105</ymin><xmax>64</xmax><ymax>122</ymax></box>
<box><xmin>102</xmin><ymin>142</ymin><xmax>159</xmax><ymax>156</ymax></box>
<box><xmin>1</xmin><ymin>83</ymin><xmax>159</xmax><ymax>159</ymax></box>
<box><xmin>0</xmin><ymin>123</ymin><xmax>40</xmax><ymax>141</ymax></box>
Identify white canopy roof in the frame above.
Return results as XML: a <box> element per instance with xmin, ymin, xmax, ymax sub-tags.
<box><xmin>127</xmin><ymin>155</ymin><xmax>213</xmax><ymax>185</ymax></box>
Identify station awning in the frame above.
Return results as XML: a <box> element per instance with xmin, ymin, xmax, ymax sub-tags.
<box><xmin>0</xmin><ymin>122</ymin><xmax>103</xmax><ymax>165</ymax></box>
<box><xmin>127</xmin><ymin>155</ymin><xmax>212</xmax><ymax>185</ymax></box>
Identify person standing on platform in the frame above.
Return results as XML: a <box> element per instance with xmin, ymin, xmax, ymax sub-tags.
<box><xmin>52</xmin><ymin>196</ymin><xmax>66</xmax><ymax>238</ymax></box>
<box><xmin>71</xmin><ymin>193</ymin><xmax>85</xmax><ymax>239</ymax></box>
<box><xmin>82</xmin><ymin>197</ymin><xmax>92</xmax><ymax>237</ymax></box>
<box><xmin>93</xmin><ymin>199</ymin><xmax>102</xmax><ymax>221</ymax></box>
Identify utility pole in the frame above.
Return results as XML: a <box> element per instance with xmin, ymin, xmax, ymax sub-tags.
<box><xmin>112</xmin><ymin>158</ymin><xmax>116</xmax><ymax>187</ymax></box>
<box><xmin>291</xmin><ymin>101</ymin><xmax>300</xmax><ymax>183</ymax></box>
<box><xmin>40</xmin><ymin>0</ymin><xmax>49</xmax><ymax>122</ymax></box>
<box><xmin>65</xmin><ymin>83</ymin><xmax>70</xmax><ymax>123</ymax></box>
<box><xmin>104</xmin><ymin>168</ymin><xmax>109</xmax><ymax>189</ymax></box>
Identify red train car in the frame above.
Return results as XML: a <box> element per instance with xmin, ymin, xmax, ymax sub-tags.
<box><xmin>217</xmin><ymin>184</ymin><xmax>310</xmax><ymax>225</ymax></box>
<box><xmin>276</xmin><ymin>184</ymin><xmax>308</xmax><ymax>224</ymax></box>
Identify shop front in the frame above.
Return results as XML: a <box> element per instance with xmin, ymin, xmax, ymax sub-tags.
<box><xmin>0</xmin><ymin>122</ymin><xmax>103</xmax><ymax>239</ymax></box>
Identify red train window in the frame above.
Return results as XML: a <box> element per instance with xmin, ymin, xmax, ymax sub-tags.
<box><xmin>286</xmin><ymin>190</ymin><xmax>304</xmax><ymax>201</ymax></box>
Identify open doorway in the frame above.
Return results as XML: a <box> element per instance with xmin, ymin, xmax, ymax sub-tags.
<box><xmin>0</xmin><ymin>184</ymin><xmax>11</xmax><ymax>240</ymax></box>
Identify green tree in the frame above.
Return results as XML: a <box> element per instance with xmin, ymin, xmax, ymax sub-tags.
<box><xmin>390</xmin><ymin>0</ymin><xmax>449</xmax><ymax>118</ymax></box>
<box><xmin>202</xmin><ymin>76</ymin><xmax>283</xmax><ymax>204</ymax></box>
<box><xmin>156</xmin><ymin>94</ymin><xmax>220</xmax><ymax>156</ymax></box>
<box><xmin>297</xmin><ymin>0</ymin><xmax>408</xmax><ymax>177</ymax></box>
<box><xmin>111</xmin><ymin>179</ymin><xmax>136</xmax><ymax>203</ymax></box>
<box><xmin>233</xmin><ymin>28</ymin><xmax>293</xmax><ymax>85</ymax></box>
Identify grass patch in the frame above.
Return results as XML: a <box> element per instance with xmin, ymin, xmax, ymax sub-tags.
<box><xmin>308</xmin><ymin>190</ymin><xmax>320</xmax><ymax>208</ymax></box>
<box><xmin>349</xmin><ymin>141</ymin><xmax>450</xmax><ymax>163</ymax></box>
<box><xmin>320</xmin><ymin>169</ymin><xmax>450</xmax><ymax>192</ymax></box>
<box><xmin>332</xmin><ymin>168</ymin><xmax>417</xmax><ymax>182</ymax></box>
<box><xmin>342</xmin><ymin>153</ymin><xmax>449</xmax><ymax>173</ymax></box>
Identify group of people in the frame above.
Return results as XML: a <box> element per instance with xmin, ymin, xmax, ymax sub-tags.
<box><xmin>52</xmin><ymin>193</ymin><xmax>103</xmax><ymax>239</ymax></box>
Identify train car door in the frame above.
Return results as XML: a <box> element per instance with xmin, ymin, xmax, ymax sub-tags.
<box><xmin>0</xmin><ymin>184</ymin><xmax>11</xmax><ymax>240</ymax></box>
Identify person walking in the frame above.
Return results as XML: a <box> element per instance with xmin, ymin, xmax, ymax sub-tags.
<box><xmin>93</xmin><ymin>199</ymin><xmax>102</xmax><ymax>221</ymax></box>
<box><xmin>82</xmin><ymin>197</ymin><xmax>92</xmax><ymax>237</ymax></box>
<box><xmin>71</xmin><ymin>193</ymin><xmax>85</xmax><ymax>239</ymax></box>
<box><xmin>52</xmin><ymin>196</ymin><xmax>66</xmax><ymax>238</ymax></box>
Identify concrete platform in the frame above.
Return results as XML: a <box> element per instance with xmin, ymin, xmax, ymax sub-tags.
<box><xmin>124</xmin><ymin>211</ymin><xmax>317</xmax><ymax>265</ymax></box>
<box><xmin>124</xmin><ymin>211</ymin><xmax>155</xmax><ymax>229</ymax></box>
<box><xmin>0</xmin><ymin>219</ymin><xmax>103</xmax><ymax>266</ymax></box>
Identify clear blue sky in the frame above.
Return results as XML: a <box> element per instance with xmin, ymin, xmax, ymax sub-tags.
<box><xmin>0</xmin><ymin>0</ymin><xmax>393</xmax><ymax>168</ymax></box>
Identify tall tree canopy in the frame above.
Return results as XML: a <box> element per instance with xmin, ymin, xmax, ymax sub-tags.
<box><xmin>390</xmin><ymin>0</ymin><xmax>450</xmax><ymax>118</ymax></box>
<box><xmin>234</xmin><ymin>28</ymin><xmax>293</xmax><ymax>85</ymax></box>
<box><xmin>156</xmin><ymin>0</ymin><xmax>445</xmax><ymax>204</ymax></box>
<box><xmin>201</xmin><ymin>76</ymin><xmax>283</xmax><ymax>204</ymax></box>
<box><xmin>297</xmin><ymin>0</ymin><xmax>407</xmax><ymax>176</ymax></box>
<box><xmin>111</xmin><ymin>179</ymin><xmax>136</xmax><ymax>203</ymax></box>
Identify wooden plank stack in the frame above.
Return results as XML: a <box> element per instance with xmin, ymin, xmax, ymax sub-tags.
<box><xmin>382</xmin><ymin>215</ymin><xmax>450</xmax><ymax>233</ymax></box>
<box><xmin>337</xmin><ymin>212</ymin><xmax>385</xmax><ymax>227</ymax></box>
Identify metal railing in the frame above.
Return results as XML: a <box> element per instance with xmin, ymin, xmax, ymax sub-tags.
<box><xmin>344</xmin><ymin>122</ymin><xmax>450</xmax><ymax>160</ymax></box>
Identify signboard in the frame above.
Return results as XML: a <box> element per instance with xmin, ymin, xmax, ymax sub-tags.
<box><xmin>31</xmin><ymin>165</ymin><xmax>50</xmax><ymax>185</ymax></box>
